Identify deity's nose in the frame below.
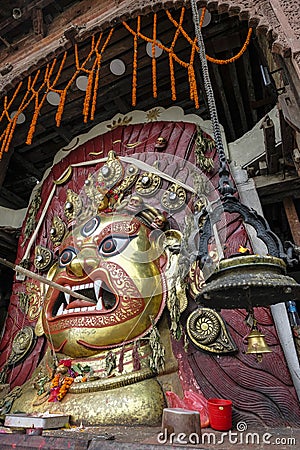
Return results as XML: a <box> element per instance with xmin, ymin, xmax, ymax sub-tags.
<box><xmin>67</xmin><ymin>247</ymin><xmax>99</xmax><ymax>277</ymax></box>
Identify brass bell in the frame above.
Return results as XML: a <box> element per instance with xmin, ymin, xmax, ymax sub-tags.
<box><xmin>245</xmin><ymin>325</ymin><xmax>272</xmax><ymax>362</ymax></box>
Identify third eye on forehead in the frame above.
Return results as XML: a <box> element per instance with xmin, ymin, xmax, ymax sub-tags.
<box><xmin>81</xmin><ymin>216</ymin><xmax>101</xmax><ymax>237</ymax></box>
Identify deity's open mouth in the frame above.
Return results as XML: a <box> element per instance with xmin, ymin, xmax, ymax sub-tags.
<box><xmin>52</xmin><ymin>280</ymin><xmax>117</xmax><ymax>317</ymax></box>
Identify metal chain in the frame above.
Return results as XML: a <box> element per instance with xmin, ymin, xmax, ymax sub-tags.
<box><xmin>190</xmin><ymin>0</ymin><xmax>236</xmax><ymax>196</ymax></box>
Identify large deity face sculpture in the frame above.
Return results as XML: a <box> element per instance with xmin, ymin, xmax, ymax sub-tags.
<box><xmin>42</xmin><ymin>212</ymin><xmax>168</xmax><ymax>357</ymax></box>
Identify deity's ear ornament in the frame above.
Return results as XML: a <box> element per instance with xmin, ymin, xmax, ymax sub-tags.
<box><xmin>64</xmin><ymin>189</ymin><xmax>83</xmax><ymax>228</ymax></box>
<box><xmin>35</xmin><ymin>311</ymin><xmax>45</xmax><ymax>337</ymax></box>
<box><xmin>34</xmin><ymin>245</ymin><xmax>54</xmax><ymax>272</ymax></box>
<box><xmin>96</xmin><ymin>150</ymin><xmax>124</xmax><ymax>190</ymax></box>
<box><xmin>159</xmin><ymin>229</ymin><xmax>189</xmax><ymax>340</ymax></box>
<box><xmin>50</xmin><ymin>216</ymin><xmax>67</xmax><ymax>254</ymax></box>
<box><xmin>34</xmin><ymin>263</ymin><xmax>58</xmax><ymax>338</ymax></box>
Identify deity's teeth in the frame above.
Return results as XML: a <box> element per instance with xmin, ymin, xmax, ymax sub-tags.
<box><xmin>94</xmin><ymin>280</ymin><xmax>102</xmax><ymax>299</ymax></box>
<box><xmin>96</xmin><ymin>298</ymin><xmax>103</xmax><ymax>311</ymax></box>
<box><xmin>81</xmin><ymin>307</ymin><xmax>88</xmax><ymax>312</ymax></box>
<box><xmin>71</xmin><ymin>282</ymin><xmax>93</xmax><ymax>292</ymax></box>
<box><xmin>68</xmin><ymin>308</ymin><xmax>75</xmax><ymax>313</ymax></box>
<box><xmin>64</xmin><ymin>293</ymin><xmax>70</xmax><ymax>304</ymax></box>
<box><xmin>87</xmin><ymin>306</ymin><xmax>96</xmax><ymax>311</ymax></box>
<box><xmin>74</xmin><ymin>308</ymin><xmax>81</xmax><ymax>312</ymax></box>
<box><xmin>57</xmin><ymin>304</ymin><xmax>64</xmax><ymax>316</ymax></box>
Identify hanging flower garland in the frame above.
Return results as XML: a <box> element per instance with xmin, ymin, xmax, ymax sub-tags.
<box><xmin>152</xmin><ymin>13</ymin><xmax>158</xmax><ymax>99</ymax></box>
<box><xmin>0</xmin><ymin>7</ymin><xmax>253</xmax><ymax>159</ymax></box>
<box><xmin>206</xmin><ymin>27</ymin><xmax>253</xmax><ymax>64</ymax></box>
<box><xmin>48</xmin><ymin>359</ymin><xmax>92</xmax><ymax>402</ymax></box>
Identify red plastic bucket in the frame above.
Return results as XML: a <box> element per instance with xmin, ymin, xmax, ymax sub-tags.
<box><xmin>207</xmin><ymin>398</ymin><xmax>232</xmax><ymax>431</ymax></box>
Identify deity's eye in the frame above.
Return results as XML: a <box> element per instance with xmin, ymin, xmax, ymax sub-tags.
<box><xmin>99</xmin><ymin>235</ymin><xmax>133</xmax><ymax>257</ymax></box>
<box><xmin>81</xmin><ymin>216</ymin><xmax>101</xmax><ymax>237</ymax></box>
<box><xmin>59</xmin><ymin>247</ymin><xmax>78</xmax><ymax>267</ymax></box>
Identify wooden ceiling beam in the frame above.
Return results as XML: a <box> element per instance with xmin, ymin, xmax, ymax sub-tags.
<box><xmin>13</xmin><ymin>152</ymin><xmax>43</xmax><ymax>180</ymax></box>
<box><xmin>283</xmin><ymin>197</ymin><xmax>300</xmax><ymax>246</ymax></box>
<box><xmin>0</xmin><ymin>0</ymin><xmax>56</xmax><ymax>37</ymax></box>
<box><xmin>16</xmin><ymin>130</ymin><xmax>60</xmax><ymax>154</ymax></box>
<box><xmin>0</xmin><ymin>147</ymin><xmax>13</xmax><ymax>189</ymax></box>
<box><xmin>55</xmin><ymin>126</ymin><xmax>74</xmax><ymax>144</ymax></box>
<box><xmin>240</xmin><ymin>47</ymin><xmax>257</xmax><ymax>124</ymax></box>
<box><xmin>113</xmin><ymin>96</ymin><xmax>130</xmax><ymax>114</ymax></box>
<box><xmin>209</xmin><ymin>62</ymin><xmax>236</xmax><ymax>140</ymax></box>
<box><xmin>0</xmin><ymin>186</ymin><xmax>27</xmax><ymax>208</ymax></box>
<box><xmin>32</xmin><ymin>7</ymin><xmax>46</xmax><ymax>38</ymax></box>
<box><xmin>228</xmin><ymin>53</ymin><xmax>249</xmax><ymax>134</ymax></box>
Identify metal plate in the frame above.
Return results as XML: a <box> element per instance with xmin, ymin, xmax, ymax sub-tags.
<box><xmin>4</xmin><ymin>413</ymin><xmax>69</xmax><ymax>429</ymax></box>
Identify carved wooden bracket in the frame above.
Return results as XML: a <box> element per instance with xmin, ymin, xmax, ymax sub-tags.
<box><xmin>32</xmin><ymin>8</ymin><xmax>46</xmax><ymax>37</ymax></box>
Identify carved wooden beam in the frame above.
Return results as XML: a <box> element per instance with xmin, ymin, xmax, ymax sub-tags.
<box><xmin>55</xmin><ymin>126</ymin><xmax>73</xmax><ymax>144</ymax></box>
<box><xmin>32</xmin><ymin>7</ymin><xmax>46</xmax><ymax>37</ymax></box>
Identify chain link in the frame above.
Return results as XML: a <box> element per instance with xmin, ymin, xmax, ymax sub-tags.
<box><xmin>190</xmin><ymin>0</ymin><xmax>236</xmax><ymax>196</ymax></box>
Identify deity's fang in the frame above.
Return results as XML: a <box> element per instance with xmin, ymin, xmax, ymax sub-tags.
<box><xmin>54</xmin><ymin>280</ymin><xmax>116</xmax><ymax>316</ymax></box>
<box><xmin>94</xmin><ymin>279</ymin><xmax>102</xmax><ymax>299</ymax></box>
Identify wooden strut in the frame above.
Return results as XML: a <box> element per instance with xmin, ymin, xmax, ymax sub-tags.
<box><xmin>0</xmin><ymin>256</ymin><xmax>92</xmax><ymax>303</ymax></box>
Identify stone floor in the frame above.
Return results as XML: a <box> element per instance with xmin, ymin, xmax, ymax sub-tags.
<box><xmin>0</xmin><ymin>424</ymin><xmax>299</xmax><ymax>449</ymax></box>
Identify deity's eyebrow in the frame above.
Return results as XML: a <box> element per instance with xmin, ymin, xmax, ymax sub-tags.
<box><xmin>98</xmin><ymin>219</ymin><xmax>141</xmax><ymax>241</ymax></box>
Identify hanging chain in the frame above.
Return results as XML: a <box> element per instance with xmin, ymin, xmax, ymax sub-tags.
<box><xmin>190</xmin><ymin>0</ymin><xmax>236</xmax><ymax>196</ymax></box>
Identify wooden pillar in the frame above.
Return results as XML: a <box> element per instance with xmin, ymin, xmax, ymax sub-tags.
<box><xmin>0</xmin><ymin>146</ymin><xmax>14</xmax><ymax>189</ymax></box>
<box><xmin>261</xmin><ymin>115</ymin><xmax>278</xmax><ymax>174</ymax></box>
<box><xmin>283</xmin><ymin>197</ymin><xmax>300</xmax><ymax>246</ymax></box>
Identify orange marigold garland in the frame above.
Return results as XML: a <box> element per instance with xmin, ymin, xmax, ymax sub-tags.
<box><xmin>0</xmin><ymin>7</ymin><xmax>253</xmax><ymax>160</ymax></box>
<box><xmin>169</xmin><ymin>7</ymin><xmax>185</xmax><ymax>101</ymax></box>
<box><xmin>56</xmin><ymin>376</ymin><xmax>74</xmax><ymax>401</ymax></box>
<box><xmin>26</xmin><ymin>59</ymin><xmax>59</xmax><ymax>145</ymax></box>
<box><xmin>152</xmin><ymin>13</ymin><xmax>158</xmax><ymax>99</ymax></box>
<box><xmin>82</xmin><ymin>34</ymin><xmax>103</xmax><ymax>123</ymax></box>
<box><xmin>55</xmin><ymin>37</ymin><xmax>98</xmax><ymax>127</ymax></box>
<box><xmin>133</xmin><ymin>17</ymin><xmax>140</xmax><ymax>106</ymax></box>
<box><xmin>48</xmin><ymin>360</ymin><xmax>92</xmax><ymax>402</ymax></box>
<box><xmin>90</xmin><ymin>28</ymin><xmax>114</xmax><ymax>121</ymax></box>
<box><xmin>206</xmin><ymin>27</ymin><xmax>253</xmax><ymax>64</ymax></box>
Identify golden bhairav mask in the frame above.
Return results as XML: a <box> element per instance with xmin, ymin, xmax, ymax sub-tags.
<box><xmin>42</xmin><ymin>213</ymin><xmax>168</xmax><ymax>357</ymax></box>
<box><xmin>36</xmin><ymin>151</ymin><xmax>209</xmax><ymax>358</ymax></box>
